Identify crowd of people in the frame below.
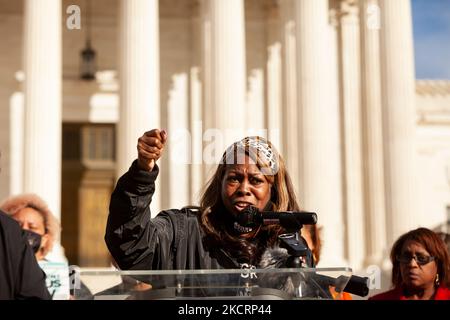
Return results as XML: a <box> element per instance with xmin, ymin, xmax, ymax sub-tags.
<box><xmin>1</xmin><ymin>128</ymin><xmax>449</xmax><ymax>300</ymax></box>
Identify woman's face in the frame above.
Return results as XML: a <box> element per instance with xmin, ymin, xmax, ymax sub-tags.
<box><xmin>399</xmin><ymin>240</ymin><xmax>438</xmax><ymax>290</ymax></box>
<box><xmin>221</xmin><ymin>156</ymin><xmax>272</xmax><ymax>219</ymax></box>
<box><xmin>13</xmin><ymin>207</ymin><xmax>49</xmax><ymax>260</ymax></box>
<box><xmin>13</xmin><ymin>207</ymin><xmax>46</xmax><ymax>235</ymax></box>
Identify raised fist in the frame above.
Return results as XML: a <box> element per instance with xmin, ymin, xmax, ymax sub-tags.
<box><xmin>136</xmin><ymin>129</ymin><xmax>167</xmax><ymax>171</ymax></box>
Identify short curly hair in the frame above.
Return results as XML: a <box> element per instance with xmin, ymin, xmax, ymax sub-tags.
<box><xmin>0</xmin><ymin>193</ymin><xmax>60</xmax><ymax>257</ymax></box>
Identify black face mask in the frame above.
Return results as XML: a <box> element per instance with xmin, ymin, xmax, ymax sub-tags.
<box><xmin>23</xmin><ymin>230</ymin><xmax>42</xmax><ymax>254</ymax></box>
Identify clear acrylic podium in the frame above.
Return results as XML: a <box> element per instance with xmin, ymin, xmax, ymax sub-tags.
<box><xmin>73</xmin><ymin>267</ymin><xmax>352</xmax><ymax>300</ymax></box>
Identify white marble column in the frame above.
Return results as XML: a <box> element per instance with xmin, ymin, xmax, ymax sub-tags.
<box><xmin>10</xmin><ymin>91</ymin><xmax>24</xmax><ymax>196</ymax></box>
<box><xmin>340</xmin><ymin>0</ymin><xmax>365</xmax><ymax>270</ymax></box>
<box><xmin>360</xmin><ymin>0</ymin><xmax>387</xmax><ymax>266</ymax></box>
<box><xmin>23</xmin><ymin>0</ymin><xmax>62</xmax><ymax>221</ymax></box>
<box><xmin>295</xmin><ymin>0</ymin><xmax>346</xmax><ymax>266</ymax></box>
<box><xmin>118</xmin><ymin>0</ymin><xmax>160</xmax><ymax>214</ymax></box>
<box><xmin>267</xmin><ymin>6</ymin><xmax>283</xmax><ymax>154</ymax></box>
<box><xmin>190</xmin><ymin>9</ymin><xmax>204</xmax><ymax>205</ymax></box>
<box><xmin>280</xmin><ymin>0</ymin><xmax>300</xmax><ymax>193</ymax></box>
<box><xmin>167</xmin><ymin>74</ymin><xmax>190</xmax><ymax>209</ymax></box>
<box><xmin>190</xmin><ymin>67</ymin><xmax>204</xmax><ymax>204</ymax></box>
<box><xmin>203</xmin><ymin>0</ymin><xmax>247</xmax><ymax>149</ymax></box>
<box><xmin>379</xmin><ymin>0</ymin><xmax>418</xmax><ymax>245</ymax></box>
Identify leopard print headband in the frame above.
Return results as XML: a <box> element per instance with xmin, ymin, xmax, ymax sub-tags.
<box><xmin>221</xmin><ymin>136</ymin><xmax>279</xmax><ymax>175</ymax></box>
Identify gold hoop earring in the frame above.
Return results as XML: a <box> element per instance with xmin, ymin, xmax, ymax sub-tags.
<box><xmin>435</xmin><ymin>274</ymin><xmax>440</xmax><ymax>286</ymax></box>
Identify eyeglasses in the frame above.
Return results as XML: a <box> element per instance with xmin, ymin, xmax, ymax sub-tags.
<box><xmin>396</xmin><ymin>253</ymin><xmax>436</xmax><ymax>265</ymax></box>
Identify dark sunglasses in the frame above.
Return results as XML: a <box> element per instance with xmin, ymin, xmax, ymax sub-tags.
<box><xmin>396</xmin><ymin>253</ymin><xmax>436</xmax><ymax>265</ymax></box>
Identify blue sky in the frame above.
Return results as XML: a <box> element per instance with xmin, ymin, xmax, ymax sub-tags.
<box><xmin>412</xmin><ymin>0</ymin><xmax>450</xmax><ymax>79</ymax></box>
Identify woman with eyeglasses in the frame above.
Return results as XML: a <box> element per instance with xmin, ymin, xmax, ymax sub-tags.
<box><xmin>369</xmin><ymin>227</ymin><xmax>450</xmax><ymax>300</ymax></box>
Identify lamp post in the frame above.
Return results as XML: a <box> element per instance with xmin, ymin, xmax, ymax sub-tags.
<box><xmin>80</xmin><ymin>1</ymin><xmax>96</xmax><ymax>80</ymax></box>
<box><xmin>80</xmin><ymin>39</ymin><xmax>96</xmax><ymax>80</ymax></box>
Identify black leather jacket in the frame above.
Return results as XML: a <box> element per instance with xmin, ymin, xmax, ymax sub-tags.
<box><xmin>0</xmin><ymin>211</ymin><xmax>51</xmax><ymax>300</ymax></box>
<box><xmin>105</xmin><ymin>161</ymin><xmax>234</xmax><ymax>271</ymax></box>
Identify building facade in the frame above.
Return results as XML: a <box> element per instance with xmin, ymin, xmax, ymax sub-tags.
<box><xmin>0</xmin><ymin>0</ymin><xmax>449</xmax><ymax>277</ymax></box>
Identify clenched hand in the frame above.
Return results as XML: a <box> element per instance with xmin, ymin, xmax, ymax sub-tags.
<box><xmin>137</xmin><ymin>129</ymin><xmax>167</xmax><ymax>171</ymax></box>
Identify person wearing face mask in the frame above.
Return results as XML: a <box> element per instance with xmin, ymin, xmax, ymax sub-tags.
<box><xmin>105</xmin><ymin>129</ymin><xmax>322</xmax><ymax>291</ymax></box>
<box><xmin>0</xmin><ymin>210</ymin><xmax>50</xmax><ymax>299</ymax></box>
<box><xmin>0</xmin><ymin>194</ymin><xmax>92</xmax><ymax>299</ymax></box>
<box><xmin>369</xmin><ymin>228</ymin><xmax>450</xmax><ymax>300</ymax></box>
<box><xmin>0</xmin><ymin>194</ymin><xmax>60</xmax><ymax>261</ymax></box>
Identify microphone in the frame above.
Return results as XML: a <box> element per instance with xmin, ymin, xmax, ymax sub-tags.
<box><xmin>341</xmin><ymin>275</ymin><xmax>370</xmax><ymax>297</ymax></box>
<box><xmin>305</xmin><ymin>273</ymin><xmax>369</xmax><ymax>297</ymax></box>
<box><xmin>237</xmin><ymin>206</ymin><xmax>317</xmax><ymax>231</ymax></box>
<box><xmin>258</xmin><ymin>247</ymin><xmax>370</xmax><ymax>298</ymax></box>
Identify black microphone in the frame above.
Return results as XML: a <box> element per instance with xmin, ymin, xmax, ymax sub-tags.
<box><xmin>306</xmin><ymin>274</ymin><xmax>369</xmax><ymax>297</ymax></box>
<box><xmin>238</xmin><ymin>206</ymin><xmax>317</xmax><ymax>231</ymax></box>
<box><xmin>258</xmin><ymin>247</ymin><xmax>370</xmax><ymax>298</ymax></box>
<box><xmin>341</xmin><ymin>275</ymin><xmax>370</xmax><ymax>297</ymax></box>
